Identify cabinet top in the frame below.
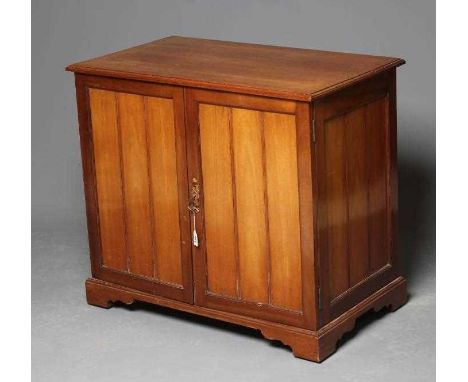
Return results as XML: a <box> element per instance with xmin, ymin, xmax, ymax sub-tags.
<box><xmin>66</xmin><ymin>36</ymin><xmax>404</xmax><ymax>101</ymax></box>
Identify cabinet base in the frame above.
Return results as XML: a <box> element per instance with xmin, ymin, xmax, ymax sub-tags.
<box><xmin>85</xmin><ymin>276</ymin><xmax>407</xmax><ymax>362</ymax></box>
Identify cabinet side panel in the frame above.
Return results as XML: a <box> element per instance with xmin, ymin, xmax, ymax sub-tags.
<box><xmin>232</xmin><ymin>108</ymin><xmax>269</xmax><ymax>304</ymax></box>
<box><xmin>89</xmin><ymin>89</ymin><xmax>127</xmax><ymax>271</ymax></box>
<box><xmin>199</xmin><ymin>104</ymin><xmax>238</xmax><ymax>297</ymax></box>
<box><xmin>146</xmin><ymin>97</ymin><xmax>183</xmax><ymax>285</ymax></box>
<box><xmin>315</xmin><ymin>74</ymin><xmax>399</xmax><ymax>323</ymax></box>
<box><xmin>324</xmin><ymin>116</ymin><xmax>350</xmax><ymax>299</ymax></box>
<box><xmin>264</xmin><ymin>112</ymin><xmax>302</xmax><ymax>311</ymax></box>
<box><xmin>344</xmin><ymin>107</ymin><xmax>370</xmax><ymax>286</ymax></box>
<box><xmin>367</xmin><ymin>98</ymin><xmax>389</xmax><ymax>271</ymax></box>
<box><xmin>117</xmin><ymin>93</ymin><xmax>154</xmax><ymax>278</ymax></box>
<box><xmin>321</xmin><ymin>100</ymin><xmax>390</xmax><ymax>302</ymax></box>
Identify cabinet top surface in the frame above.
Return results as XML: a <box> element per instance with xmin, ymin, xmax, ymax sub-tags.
<box><xmin>67</xmin><ymin>36</ymin><xmax>404</xmax><ymax>101</ymax></box>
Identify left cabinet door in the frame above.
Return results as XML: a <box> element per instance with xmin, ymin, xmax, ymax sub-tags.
<box><xmin>76</xmin><ymin>75</ymin><xmax>193</xmax><ymax>303</ymax></box>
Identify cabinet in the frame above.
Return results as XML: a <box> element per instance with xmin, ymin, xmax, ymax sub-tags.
<box><xmin>67</xmin><ymin>36</ymin><xmax>407</xmax><ymax>362</ymax></box>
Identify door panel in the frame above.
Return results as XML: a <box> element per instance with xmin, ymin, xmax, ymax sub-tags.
<box><xmin>264</xmin><ymin>113</ymin><xmax>303</xmax><ymax>311</ymax></box>
<box><xmin>118</xmin><ymin>92</ymin><xmax>154</xmax><ymax>277</ymax></box>
<box><xmin>146</xmin><ymin>97</ymin><xmax>184</xmax><ymax>285</ymax></box>
<box><xmin>199</xmin><ymin>105</ymin><xmax>238</xmax><ymax>297</ymax></box>
<box><xmin>84</xmin><ymin>78</ymin><xmax>192</xmax><ymax>303</ymax></box>
<box><xmin>89</xmin><ymin>89</ymin><xmax>127</xmax><ymax>271</ymax></box>
<box><xmin>186</xmin><ymin>89</ymin><xmax>315</xmax><ymax>328</ymax></box>
<box><xmin>232</xmin><ymin>108</ymin><xmax>269</xmax><ymax>304</ymax></box>
<box><xmin>199</xmin><ymin>104</ymin><xmax>304</xmax><ymax>308</ymax></box>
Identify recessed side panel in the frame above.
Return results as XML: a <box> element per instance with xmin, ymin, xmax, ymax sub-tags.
<box><xmin>320</xmin><ymin>100</ymin><xmax>390</xmax><ymax>302</ymax></box>
<box><xmin>315</xmin><ymin>73</ymin><xmax>399</xmax><ymax>323</ymax></box>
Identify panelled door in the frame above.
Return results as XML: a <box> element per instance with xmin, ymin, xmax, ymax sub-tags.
<box><xmin>185</xmin><ymin>89</ymin><xmax>316</xmax><ymax>329</ymax></box>
<box><xmin>76</xmin><ymin>76</ymin><xmax>193</xmax><ymax>303</ymax></box>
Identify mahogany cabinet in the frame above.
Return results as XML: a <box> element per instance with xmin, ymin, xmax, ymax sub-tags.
<box><xmin>67</xmin><ymin>36</ymin><xmax>407</xmax><ymax>362</ymax></box>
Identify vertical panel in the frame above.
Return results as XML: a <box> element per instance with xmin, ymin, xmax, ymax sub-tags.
<box><xmin>367</xmin><ymin>98</ymin><xmax>389</xmax><ymax>271</ymax></box>
<box><xmin>117</xmin><ymin>93</ymin><xmax>154</xmax><ymax>278</ymax></box>
<box><xmin>199</xmin><ymin>104</ymin><xmax>238</xmax><ymax>297</ymax></box>
<box><xmin>146</xmin><ymin>97</ymin><xmax>183</xmax><ymax>285</ymax></box>
<box><xmin>325</xmin><ymin>116</ymin><xmax>349</xmax><ymax>299</ymax></box>
<box><xmin>232</xmin><ymin>108</ymin><xmax>269</xmax><ymax>304</ymax></box>
<box><xmin>344</xmin><ymin>107</ymin><xmax>369</xmax><ymax>286</ymax></box>
<box><xmin>264</xmin><ymin>112</ymin><xmax>302</xmax><ymax>311</ymax></box>
<box><xmin>89</xmin><ymin>89</ymin><xmax>127</xmax><ymax>271</ymax></box>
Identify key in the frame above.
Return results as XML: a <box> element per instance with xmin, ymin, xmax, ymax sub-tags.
<box><xmin>191</xmin><ymin>209</ymin><xmax>199</xmax><ymax>247</ymax></box>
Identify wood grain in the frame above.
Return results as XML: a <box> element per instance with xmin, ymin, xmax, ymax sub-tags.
<box><xmin>295</xmin><ymin>102</ymin><xmax>317</xmax><ymax>329</ymax></box>
<box><xmin>145</xmin><ymin>96</ymin><xmax>183</xmax><ymax>285</ymax></box>
<box><xmin>89</xmin><ymin>88</ymin><xmax>127</xmax><ymax>271</ymax></box>
<box><xmin>324</xmin><ymin>115</ymin><xmax>349</xmax><ymax>299</ymax></box>
<box><xmin>117</xmin><ymin>92</ymin><xmax>154</xmax><ymax>278</ymax></box>
<box><xmin>186</xmin><ymin>89</ymin><xmax>314</xmax><ymax>328</ymax></box>
<box><xmin>387</xmin><ymin>69</ymin><xmax>399</xmax><ymax>275</ymax></box>
<box><xmin>77</xmin><ymin>76</ymin><xmax>193</xmax><ymax>303</ymax></box>
<box><xmin>367</xmin><ymin>97</ymin><xmax>389</xmax><ymax>272</ymax></box>
<box><xmin>67</xmin><ymin>36</ymin><xmax>405</xmax><ymax>101</ymax></box>
<box><xmin>344</xmin><ymin>107</ymin><xmax>369</xmax><ymax>286</ymax></box>
<box><xmin>314</xmin><ymin>74</ymin><xmax>398</xmax><ymax>322</ymax></box>
<box><xmin>75</xmin><ymin>75</ymin><xmax>102</xmax><ymax>278</ymax></box>
<box><xmin>232</xmin><ymin>108</ymin><xmax>269</xmax><ymax>304</ymax></box>
<box><xmin>264</xmin><ymin>112</ymin><xmax>302</xmax><ymax>311</ymax></box>
<box><xmin>199</xmin><ymin>104</ymin><xmax>238</xmax><ymax>298</ymax></box>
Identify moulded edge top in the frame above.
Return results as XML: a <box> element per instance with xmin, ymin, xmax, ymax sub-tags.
<box><xmin>66</xmin><ymin>36</ymin><xmax>406</xmax><ymax>102</ymax></box>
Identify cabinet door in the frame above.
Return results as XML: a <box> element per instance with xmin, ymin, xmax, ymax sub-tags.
<box><xmin>185</xmin><ymin>89</ymin><xmax>316</xmax><ymax>328</ymax></box>
<box><xmin>76</xmin><ymin>76</ymin><xmax>193</xmax><ymax>303</ymax></box>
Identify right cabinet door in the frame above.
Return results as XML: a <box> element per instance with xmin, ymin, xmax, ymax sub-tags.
<box><xmin>185</xmin><ymin>89</ymin><xmax>316</xmax><ymax>329</ymax></box>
